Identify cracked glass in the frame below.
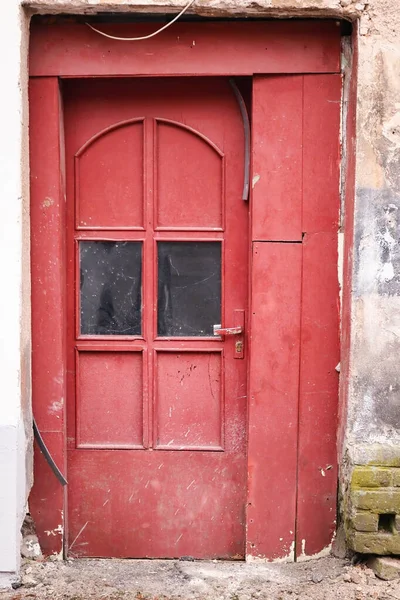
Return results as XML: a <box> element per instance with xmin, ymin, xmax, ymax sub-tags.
<box><xmin>80</xmin><ymin>241</ymin><xmax>142</xmax><ymax>336</ymax></box>
<box><xmin>157</xmin><ymin>241</ymin><xmax>221</xmax><ymax>337</ymax></box>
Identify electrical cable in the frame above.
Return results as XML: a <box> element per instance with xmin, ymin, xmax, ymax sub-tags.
<box><xmin>33</xmin><ymin>417</ymin><xmax>67</xmax><ymax>486</ymax></box>
<box><xmin>86</xmin><ymin>0</ymin><xmax>196</xmax><ymax>41</ymax></box>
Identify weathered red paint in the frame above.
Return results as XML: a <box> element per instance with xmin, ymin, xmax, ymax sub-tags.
<box><xmin>64</xmin><ymin>78</ymin><xmax>249</xmax><ymax>558</ymax></box>
<box><xmin>247</xmin><ymin>243</ymin><xmax>302</xmax><ymax>560</ymax></box>
<box><xmin>29</xmin><ymin>77</ymin><xmax>66</xmax><ymax>556</ymax></box>
<box><xmin>302</xmin><ymin>75</ymin><xmax>342</xmax><ymax>234</ymax></box>
<box><xmin>296</xmin><ymin>75</ymin><xmax>341</xmax><ymax>559</ymax></box>
<box><xmin>252</xmin><ymin>75</ymin><xmax>303</xmax><ymax>242</ymax></box>
<box><xmin>29</xmin><ymin>21</ymin><xmax>340</xmax><ymax>78</ymax></box>
<box><xmin>29</xmin><ymin>21</ymin><xmax>343</xmax><ymax>561</ymax></box>
<box><xmin>249</xmin><ymin>74</ymin><xmax>340</xmax><ymax>560</ymax></box>
<box><xmin>296</xmin><ymin>232</ymin><xmax>339</xmax><ymax>558</ymax></box>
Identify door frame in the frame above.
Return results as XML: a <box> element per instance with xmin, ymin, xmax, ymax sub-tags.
<box><xmin>29</xmin><ymin>19</ymin><xmax>342</xmax><ymax>561</ymax></box>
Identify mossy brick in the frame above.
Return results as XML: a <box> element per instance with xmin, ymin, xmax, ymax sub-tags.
<box><xmin>392</xmin><ymin>469</ymin><xmax>400</xmax><ymax>487</ymax></box>
<box><xmin>366</xmin><ymin>454</ymin><xmax>400</xmax><ymax>468</ymax></box>
<box><xmin>351</xmin><ymin>511</ymin><xmax>379</xmax><ymax>532</ymax></box>
<box><xmin>348</xmin><ymin>531</ymin><xmax>400</xmax><ymax>555</ymax></box>
<box><xmin>352</xmin><ymin>489</ymin><xmax>400</xmax><ymax>513</ymax></box>
<box><xmin>351</xmin><ymin>466</ymin><xmax>392</xmax><ymax>488</ymax></box>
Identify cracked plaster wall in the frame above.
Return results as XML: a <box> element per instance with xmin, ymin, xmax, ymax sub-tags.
<box><xmin>346</xmin><ymin>1</ymin><xmax>400</xmax><ymax>463</ymax></box>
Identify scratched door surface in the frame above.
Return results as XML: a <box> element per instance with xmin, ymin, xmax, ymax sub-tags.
<box><xmin>64</xmin><ymin>78</ymin><xmax>249</xmax><ymax>558</ymax></box>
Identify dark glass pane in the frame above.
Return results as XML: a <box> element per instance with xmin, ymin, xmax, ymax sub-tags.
<box><xmin>80</xmin><ymin>241</ymin><xmax>142</xmax><ymax>336</ymax></box>
<box><xmin>158</xmin><ymin>242</ymin><xmax>221</xmax><ymax>337</ymax></box>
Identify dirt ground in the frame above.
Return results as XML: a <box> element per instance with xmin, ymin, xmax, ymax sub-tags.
<box><xmin>2</xmin><ymin>556</ymin><xmax>400</xmax><ymax>600</ymax></box>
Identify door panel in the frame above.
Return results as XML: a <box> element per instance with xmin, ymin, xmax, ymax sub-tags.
<box><xmin>155</xmin><ymin>351</ymin><xmax>223</xmax><ymax>450</ymax></box>
<box><xmin>155</xmin><ymin>120</ymin><xmax>224</xmax><ymax>230</ymax></box>
<box><xmin>76</xmin><ymin>120</ymin><xmax>145</xmax><ymax>230</ymax></box>
<box><xmin>64</xmin><ymin>78</ymin><xmax>248</xmax><ymax>558</ymax></box>
<box><xmin>76</xmin><ymin>350</ymin><xmax>144</xmax><ymax>449</ymax></box>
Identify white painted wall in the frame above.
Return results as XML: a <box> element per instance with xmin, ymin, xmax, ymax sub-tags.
<box><xmin>0</xmin><ymin>0</ymin><xmax>29</xmax><ymax>588</ymax></box>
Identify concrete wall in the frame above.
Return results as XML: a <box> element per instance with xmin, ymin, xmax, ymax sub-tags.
<box><xmin>342</xmin><ymin>1</ymin><xmax>400</xmax><ymax>554</ymax></box>
<box><xmin>348</xmin><ymin>0</ymin><xmax>400</xmax><ymax>455</ymax></box>
<box><xmin>1</xmin><ymin>0</ymin><xmax>400</xmax><ymax>585</ymax></box>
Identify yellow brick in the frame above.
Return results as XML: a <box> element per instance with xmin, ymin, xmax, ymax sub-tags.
<box><xmin>352</xmin><ymin>467</ymin><xmax>392</xmax><ymax>488</ymax></box>
<box><xmin>352</xmin><ymin>490</ymin><xmax>400</xmax><ymax>513</ymax></box>
<box><xmin>351</xmin><ymin>512</ymin><xmax>379</xmax><ymax>532</ymax></box>
<box><xmin>392</xmin><ymin>469</ymin><xmax>400</xmax><ymax>487</ymax></box>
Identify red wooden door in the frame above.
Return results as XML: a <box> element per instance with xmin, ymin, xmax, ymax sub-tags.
<box><xmin>64</xmin><ymin>78</ymin><xmax>249</xmax><ymax>559</ymax></box>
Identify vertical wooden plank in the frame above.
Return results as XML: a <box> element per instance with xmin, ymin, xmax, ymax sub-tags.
<box><xmin>247</xmin><ymin>242</ymin><xmax>302</xmax><ymax>560</ymax></box>
<box><xmin>29</xmin><ymin>77</ymin><xmax>66</xmax><ymax>556</ymax></box>
<box><xmin>252</xmin><ymin>76</ymin><xmax>303</xmax><ymax>242</ymax></box>
<box><xmin>302</xmin><ymin>74</ymin><xmax>341</xmax><ymax>233</ymax></box>
<box><xmin>296</xmin><ymin>73</ymin><xmax>341</xmax><ymax>559</ymax></box>
<box><xmin>296</xmin><ymin>233</ymin><xmax>339</xmax><ymax>558</ymax></box>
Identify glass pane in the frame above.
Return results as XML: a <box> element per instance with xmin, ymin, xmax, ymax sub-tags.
<box><xmin>158</xmin><ymin>242</ymin><xmax>221</xmax><ymax>337</ymax></box>
<box><xmin>80</xmin><ymin>241</ymin><xmax>142</xmax><ymax>336</ymax></box>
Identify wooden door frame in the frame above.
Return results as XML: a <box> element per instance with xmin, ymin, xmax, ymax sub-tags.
<box><xmin>29</xmin><ymin>19</ymin><xmax>343</xmax><ymax>561</ymax></box>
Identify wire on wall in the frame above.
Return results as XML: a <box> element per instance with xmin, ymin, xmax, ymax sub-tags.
<box><xmin>86</xmin><ymin>0</ymin><xmax>196</xmax><ymax>41</ymax></box>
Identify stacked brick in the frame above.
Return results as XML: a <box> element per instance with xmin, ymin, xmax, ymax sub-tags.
<box><xmin>347</xmin><ymin>466</ymin><xmax>400</xmax><ymax>554</ymax></box>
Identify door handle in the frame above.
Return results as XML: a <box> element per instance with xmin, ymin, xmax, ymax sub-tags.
<box><xmin>213</xmin><ymin>324</ymin><xmax>243</xmax><ymax>336</ymax></box>
<box><xmin>214</xmin><ymin>310</ymin><xmax>245</xmax><ymax>359</ymax></box>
